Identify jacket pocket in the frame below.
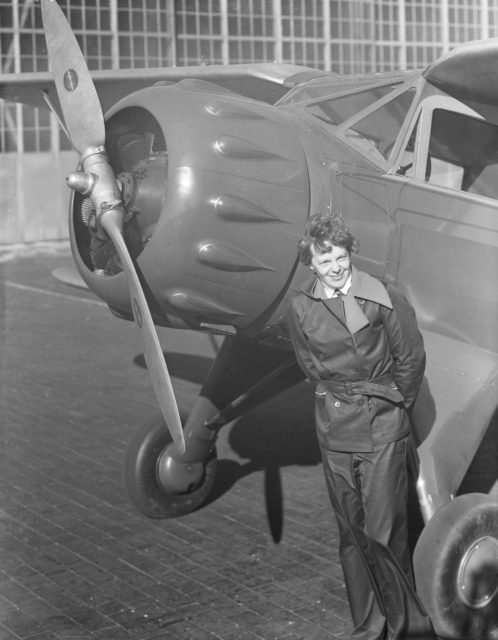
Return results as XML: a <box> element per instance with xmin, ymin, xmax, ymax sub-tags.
<box><xmin>314</xmin><ymin>389</ymin><xmax>364</xmax><ymax>435</ymax></box>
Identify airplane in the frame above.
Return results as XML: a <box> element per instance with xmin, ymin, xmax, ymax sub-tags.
<box><xmin>0</xmin><ymin>1</ymin><xmax>497</xmax><ymax>638</ymax></box>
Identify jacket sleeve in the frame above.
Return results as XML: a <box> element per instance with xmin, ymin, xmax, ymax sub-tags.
<box><xmin>286</xmin><ymin>298</ymin><xmax>320</xmax><ymax>385</ymax></box>
<box><xmin>382</xmin><ymin>285</ymin><xmax>426</xmax><ymax>410</ymax></box>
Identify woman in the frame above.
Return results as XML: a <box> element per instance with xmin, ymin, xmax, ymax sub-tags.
<box><xmin>287</xmin><ymin>213</ymin><xmax>434</xmax><ymax>640</ymax></box>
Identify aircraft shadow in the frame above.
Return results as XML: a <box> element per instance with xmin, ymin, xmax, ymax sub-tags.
<box><xmin>134</xmin><ymin>351</ymin><xmax>497</xmax><ymax>546</ymax></box>
<box><xmin>207</xmin><ymin>380</ymin><xmax>321</xmax><ymax>542</ymax></box>
<box><xmin>211</xmin><ymin>394</ymin><xmax>498</xmax><ymax>547</ymax></box>
<box><xmin>134</xmin><ymin>350</ymin><xmax>319</xmax><ymax>541</ymax></box>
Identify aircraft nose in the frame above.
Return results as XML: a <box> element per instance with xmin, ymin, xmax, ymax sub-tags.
<box><xmin>69</xmin><ymin>80</ymin><xmax>311</xmax><ymax>336</ymax></box>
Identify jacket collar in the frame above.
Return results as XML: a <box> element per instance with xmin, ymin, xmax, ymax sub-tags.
<box><xmin>349</xmin><ymin>267</ymin><xmax>393</xmax><ymax>309</ymax></box>
<box><xmin>302</xmin><ymin>266</ymin><xmax>393</xmax><ymax>310</ymax></box>
<box><xmin>301</xmin><ymin>267</ymin><xmax>392</xmax><ymax>334</ymax></box>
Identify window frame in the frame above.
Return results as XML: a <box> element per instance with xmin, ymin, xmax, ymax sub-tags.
<box><xmin>393</xmin><ymin>95</ymin><xmax>483</xmax><ymax>185</ymax></box>
<box><xmin>332</xmin><ymin>78</ymin><xmax>420</xmax><ymax>168</ymax></box>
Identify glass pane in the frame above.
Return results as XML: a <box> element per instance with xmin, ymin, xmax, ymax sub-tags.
<box><xmin>428</xmin><ymin>109</ymin><xmax>498</xmax><ymax>200</ymax></box>
<box><xmin>0</xmin><ymin>6</ymin><xmax>13</xmax><ymax>28</ymax></box>
<box><xmin>132</xmin><ymin>9</ymin><xmax>144</xmax><ymax>30</ymax></box>
<box><xmin>118</xmin><ymin>10</ymin><xmax>130</xmax><ymax>31</ymax></box>
<box><xmin>347</xmin><ymin>88</ymin><xmax>416</xmax><ymax>160</ymax></box>
<box><xmin>306</xmin><ymin>84</ymin><xmax>402</xmax><ymax>125</ymax></box>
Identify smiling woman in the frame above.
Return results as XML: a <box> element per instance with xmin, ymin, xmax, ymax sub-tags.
<box><xmin>310</xmin><ymin>243</ymin><xmax>351</xmax><ymax>294</ymax></box>
<box><xmin>297</xmin><ymin>215</ymin><xmax>356</xmax><ymax>295</ymax></box>
<box><xmin>287</xmin><ymin>212</ymin><xmax>433</xmax><ymax>640</ymax></box>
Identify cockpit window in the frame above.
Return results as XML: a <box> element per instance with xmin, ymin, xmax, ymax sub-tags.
<box><xmin>344</xmin><ymin>89</ymin><xmax>416</xmax><ymax>161</ymax></box>
<box><xmin>426</xmin><ymin>109</ymin><xmax>498</xmax><ymax>199</ymax></box>
<box><xmin>305</xmin><ymin>84</ymin><xmax>401</xmax><ymax>125</ymax></box>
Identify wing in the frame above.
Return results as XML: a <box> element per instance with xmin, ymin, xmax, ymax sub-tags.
<box><xmin>0</xmin><ymin>63</ymin><xmax>322</xmax><ymax>114</ymax></box>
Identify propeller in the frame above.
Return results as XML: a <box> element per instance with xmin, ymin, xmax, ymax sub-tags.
<box><xmin>41</xmin><ymin>0</ymin><xmax>185</xmax><ymax>455</ymax></box>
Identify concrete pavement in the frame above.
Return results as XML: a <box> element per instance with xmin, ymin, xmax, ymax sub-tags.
<box><xmin>0</xmin><ymin>243</ymin><xmax>351</xmax><ymax>640</ymax></box>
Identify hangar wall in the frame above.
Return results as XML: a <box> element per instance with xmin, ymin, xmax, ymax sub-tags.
<box><xmin>1</xmin><ymin>0</ymin><xmax>497</xmax><ymax>244</ymax></box>
<box><xmin>0</xmin><ymin>150</ymin><xmax>75</xmax><ymax>245</ymax></box>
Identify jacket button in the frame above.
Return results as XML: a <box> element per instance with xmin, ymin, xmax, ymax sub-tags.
<box><xmin>334</xmin><ymin>401</ymin><xmax>341</xmax><ymax>407</ymax></box>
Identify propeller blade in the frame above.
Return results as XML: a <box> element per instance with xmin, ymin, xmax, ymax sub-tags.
<box><xmin>41</xmin><ymin>0</ymin><xmax>105</xmax><ymax>152</ymax></box>
<box><xmin>41</xmin><ymin>0</ymin><xmax>185</xmax><ymax>454</ymax></box>
<box><xmin>100</xmin><ymin>207</ymin><xmax>185</xmax><ymax>455</ymax></box>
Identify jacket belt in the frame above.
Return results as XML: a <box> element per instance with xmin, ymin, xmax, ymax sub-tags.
<box><xmin>317</xmin><ymin>373</ymin><xmax>403</xmax><ymax>404</ymax></box>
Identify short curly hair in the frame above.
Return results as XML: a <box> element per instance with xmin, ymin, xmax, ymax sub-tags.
<box><xmin>297</xmin><ymin>213</ymin><xmax>359</xmax><ymax>266</ymax></box>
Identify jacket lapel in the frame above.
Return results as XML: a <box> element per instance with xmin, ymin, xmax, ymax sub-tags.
<box><xmin>302</xmin><ymin>268</ymin><xmax>393</xmax><ymax>335</ymax></box>
<box><xmin>344</xmin><ymin>268</ymin><xmax>393</xmax><ymax>334</ymax></box>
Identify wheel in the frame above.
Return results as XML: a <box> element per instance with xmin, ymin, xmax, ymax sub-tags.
<box><xmin>123</xmin><ymin>414</ymin><xmax>218</xmax><ymax>519</ymax></box>
<box><xmin>413</xmin><ymin>493</ymin><xmax>498</xmax><ymax>639</ymax></box>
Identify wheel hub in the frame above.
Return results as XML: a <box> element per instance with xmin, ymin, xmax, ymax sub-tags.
<box><xmin>457</xmin><ymin>536</ymin><xmax>498</xmax><ymax>608</ymax></box>
<box><xmin>156</xmin><ymin>446</ymin><xmax>205</xmax><ymax>495</ymax></box>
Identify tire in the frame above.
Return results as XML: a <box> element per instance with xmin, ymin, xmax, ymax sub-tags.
<box><xmin>413</xmin><ymin>493</ymin><xmax>498</xmax><ymax>639</ymax></box>
<box><xmin>123</xmin><ymin>414</ymin><xmax>218</xmax><ymax>519</ymax></box>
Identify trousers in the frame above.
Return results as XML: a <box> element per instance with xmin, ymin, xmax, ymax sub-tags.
<box><xmin>321</xmin><ymin>437</ymin><xmax>435</xmax><ymax>640</ymax></box>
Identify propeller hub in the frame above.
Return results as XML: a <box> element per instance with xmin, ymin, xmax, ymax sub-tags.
<box><xmin>67</xmin><ymin>171</ymin><xmax>95</xmax><ymax>196</ymax></box>
<box><xmin>79</xmin><ymin>146</ymin><xmax>126</xmax><ymax>228</ymax></box>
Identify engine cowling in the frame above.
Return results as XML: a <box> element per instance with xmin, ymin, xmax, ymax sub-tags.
<box><xmin>69</xmin><ymin>79</ymin><xmax>310</xmax><ymax>336</ymax></box>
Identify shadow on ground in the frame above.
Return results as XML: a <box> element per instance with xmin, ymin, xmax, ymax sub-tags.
<box><xmin>134</xmin><ymin>350</ymin><xmax>498</xmax><ymax>547</ymax></box>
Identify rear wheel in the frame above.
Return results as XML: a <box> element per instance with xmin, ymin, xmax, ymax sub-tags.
<box><xmin>413</xmin><ymin>493</ymin><xmax>498</xmax><ymax>639</ymax></box>
<box><xmin>123</xmin><ymin>415</ymin><xmax>217</xmax><ymax>518</ymax></box>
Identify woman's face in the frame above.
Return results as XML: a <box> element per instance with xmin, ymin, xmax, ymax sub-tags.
<box><xmin>310</xmin><ymin>243</ymin><xmax>351</xmax><ymax>291</ymax></box>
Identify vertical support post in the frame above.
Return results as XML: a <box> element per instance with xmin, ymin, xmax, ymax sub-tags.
<box><xmin>441</xmin><ymin>0</ymin><xmax>450</xmax><ymax>53</ymax></box>
<box><xmin>15</xmin><ymin>104</ymin><xmax>25</xmax><ymax>242</ymax></box>
<box><xmin>272</xmin><ymin>0</ymin><xmax>283</xmax><ymax>63</ymax></box>
<box><xmin>50</xmin><ymin>112</ymin><xmax>67</xmax><ymax>239</ymax></box>
<box><xmin>398</xmin><ymin>0</ymin><xmax>407</xmax><ymax>70</ymax></box>
<box><xmin>3</xmin><ymin>0</ymin><xmax>33</xmax><ymax>73</ymax></box>
<box><xmin>220</xmin><ymin>0</ymin><xmax>229</xmax><ymax>64</ymax></box>
<box><xmin>11</xmin><ymin>0</ymin><xmax>21</xmax><ymax>79</ymax></box>
<box><xmin>110</xmin><ymin>0</ymin><xmax>119</xmax><ymax>69</ymax></box>
<box><xmin>368</xmin><ymin>0</ymin><xmax>376</xmax><ymax>72</ymax></box>
<box><xmin>323</xmin><ymin>0</ymin><xmax>331</xmax><ymax>71</ymax></box>
<box><xmin>168</xmin><ymin>0</ymin><xmax>177</xmax><ymax>66</ymax></box>
<box><xmin>481</xmin><ymin>0</ymin><xmax>489</xmax><ymax>39</ymax></box>
<box><xmin>12</xmin><ymin>0</ymin><xmax>26</xmax><ymax>241</ymax></box>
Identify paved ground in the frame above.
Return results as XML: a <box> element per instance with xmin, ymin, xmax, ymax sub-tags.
<box><xmin>0</xmin><ymin>243</ymin><xmax>496</xmax><ymax>640</ymax></box>
<box><xmin>0</xmin><ymin>243</ymin><xmax>351</xmax><ymax>640</ymax></box>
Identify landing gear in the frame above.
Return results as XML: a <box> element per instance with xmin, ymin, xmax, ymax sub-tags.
<box><xmin>123</xmin><ymin>336</ymin><xmax>305</xmax><ymax>520</ymax></box>
<box><xmin>413</xmin><ymin>493</ymin><xmax>498</xmax><ymax>639</ymax></box>
<box><xmin>123</xmin><ymin>414</ymin><xmax>218</xmax><ymax>518</ymax></box>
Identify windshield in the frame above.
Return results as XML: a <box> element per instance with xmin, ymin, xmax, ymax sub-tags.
<box><xmin>344</xmin><ymin>88</ymin><xmax>416</xmax><ymax>161</ymax></box>
<box><xmin>306</xmin><ymin>84</ymin><xmax>400</xmax><ymax>125</ymax></box>
<box><xmin>279</xmin><ymin>70</ymin><xmax>413</xmax><ymax>107</ymax></box>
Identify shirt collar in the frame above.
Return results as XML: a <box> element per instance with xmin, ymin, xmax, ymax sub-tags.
<box><xmin>313</xmin><ymin>273</ymin><xmax>352</xmax><ymax>299</ymax></box>
<box><xmin>302</xmin><ymin>267</ymin><xmax>392</xmax><ymax>309</ymax></box>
